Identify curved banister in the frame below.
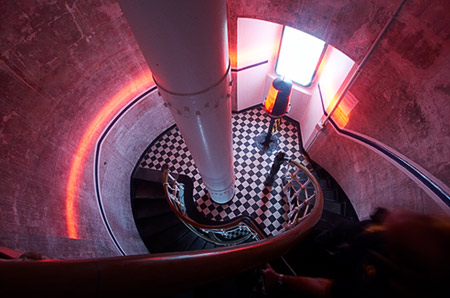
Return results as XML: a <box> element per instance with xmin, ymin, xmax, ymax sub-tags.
<box><xmin>0</xmin><ymin>160</ymin><xmax>323</xmax><ymax>297</ymax></box>
<box><xmin>162</xmin><ymin>166</ymin><xmax>267</xmax><ymax>242</ymax></box>
<box><xmin>283</xmin><ymin>159</ymin><xmax>320</xmax><ymax>229</ymax></box>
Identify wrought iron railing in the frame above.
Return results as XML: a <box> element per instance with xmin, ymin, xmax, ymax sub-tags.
<box><xmin>162</xmin><ymin>156</ymin><xmax>323</xmax><ymax>246</ymax></box>
<box><xmin>281</xmin><ymin>160</ymin><xmax>320</xmax><ymax>230</ymax></box>
<box><xmin>163</xmin><ymin>168</ymin><xmax>266</xmax><ymax>245</ymax></box>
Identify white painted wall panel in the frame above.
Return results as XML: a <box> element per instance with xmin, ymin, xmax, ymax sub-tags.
<box><xmin>237</xmin><ymin>18</ymin><xmax>282</xmax><ymax>111</ymax></box>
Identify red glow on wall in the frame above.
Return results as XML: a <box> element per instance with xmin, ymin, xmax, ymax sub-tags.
<box><xmin>324</xmin><ymin>96</ymin><xmax>349</xmax><ymax>128</ymax></box>
<box><xmin>332</xmin><ymin>106</ymin><xmax>350</xmax><ymax>127</ymax></box>
<box><xmin>325</xmin><ymin>96</ymin><xmax>339</xmax><ymax>115</ymax></box>
<box><xmin>229</xmin><ymin>36</ymin><xmax>279</xmax><ymax>70</ymax></box>
<box><xmin>65</xmin><ymin>72</ymin><xmax>154</xmax><ymax>239</ymax></box>
<box><xmin>229</xmin><ymin>49</ymin><xmax>238</xmax><ymax>68</ymax></box>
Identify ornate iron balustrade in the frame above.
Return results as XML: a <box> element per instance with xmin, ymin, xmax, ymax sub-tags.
<box><xmin>162</xmin><ymin>157</ymin><xmax>323</xmax><ymax>246</ymax></box>
<box><xmin>163</xmin><ymin>167</ymin><xmax>266</xmax><ymax>245</ymax></box>
<box><xmin>281</xmin><ymin>160</ymin><xmax>320</xmax><ymax>230</ymax></box>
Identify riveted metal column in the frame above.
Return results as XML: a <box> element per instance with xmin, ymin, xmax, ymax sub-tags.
<box><xmin>119</xmin><ymin>0</ymin><xmax>235</xmax><ymax>203</ymax></box>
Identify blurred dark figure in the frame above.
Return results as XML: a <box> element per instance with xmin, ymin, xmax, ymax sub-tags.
<box><xmin>18</xmin><ymin>252</ymin><xmax>45</xmax><ymax>260</ymax></box>
<box><xmin>382</xmin><ymin>209</ymin><xmax>450</xmax><ymax>298</ymax></box>
<box><xmin>264</xmin><ymin>151</ymin><xmax>287</xmax><ymax>186</ymax></box>
<box><xmin>263</xmin><ymin>208</ymin><xmax>450</xmax><ymax>298</ymax></box>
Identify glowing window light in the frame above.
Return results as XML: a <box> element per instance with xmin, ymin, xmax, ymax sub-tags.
<box><xmin>275</xmin><ymin>26</ymin><xmax>326</xmax><ymax>87</ymax></box>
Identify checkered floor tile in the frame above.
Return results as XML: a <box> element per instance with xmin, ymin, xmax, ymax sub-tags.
<box><xmin>139</xmin><ymin>106</ymin><xmax>311</xmax><ymax>236</ymax></box>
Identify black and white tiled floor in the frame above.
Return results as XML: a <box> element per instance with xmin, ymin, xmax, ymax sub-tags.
<box><xmin>139</xmin><ymin>106</ymin><xmax>310</xmax><ymax>236</ymax></box>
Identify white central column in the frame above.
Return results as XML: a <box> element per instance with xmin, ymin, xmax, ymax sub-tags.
<box><xmin>119</xmin><ymin>0</ymin><xmax>235</xmax><ymax>203</ymax></box>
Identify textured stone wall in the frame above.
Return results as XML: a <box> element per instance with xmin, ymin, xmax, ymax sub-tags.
<box><xmin>309</xmin><ymin>124</ymin><xmax>447</xmax><ymax>219</ymax></box>
<box><xmin>0</xmin><ymin>0</ymin><xmax>156</xmax><ymax>258</ymax></box>
<box><xmin>309</xmin><ymin>0</ymin><xmax>450</xmax><ymax>217</ymax></box>
<box><xmin>347</xmin><ymin>0</ymin><xmax>450</xmax><ymax>187</ymax></box>
<box><xmin>98</xmin><ymin>91</ymin><xmax>174</xmax><ymax>255</ymax></box>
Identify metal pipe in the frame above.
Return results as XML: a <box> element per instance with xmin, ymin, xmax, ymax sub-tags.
<box><xmin>119</xmin><ymin>0</ymin><xmax>235</xmax><ymax>203</ymax></box>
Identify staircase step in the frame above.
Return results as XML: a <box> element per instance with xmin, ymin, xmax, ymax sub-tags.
<box><xmin>138</xmin><ymin>212</ymin><xmax>182</xmax><ymax>239</ymax></box>
<box><xmin>315</xmin><ymin>218</ymin><xmax>335</xmax><ymax>231</ymax></box>
<box><xmin>188</xmin><ymin>236</ymin><xmax>208</xmax><ymax>251</ymax></box>
<box><xmin>323</xmin><ymin>199</ymin><xmax>344</xmax><ymax>215</ymax></box>
<box><xmin>133</xmin><ymin>179</ymin><xmax>165</xmax><ymax>199</ymax></box>
<box><xmin>321</xmin><ymin>188</ymin><xmax>337</xmax><ymax>199</ymax></box>
<box><xmin>321</xmin><ymin>209</ymin><xmax>354</xmax><ymax>226</ymax></box>
<box><xmin>203</xmin><ymin>242</ymin><xmax>216</xmax><ymax>249</ymax></box>
<box><xmin>171</xmin><ymin>231</ymin><xmax>199</xmax><ymax>252</ymax></box>
<box><xmin>311</xmin><ymin>172</ymin><xmax>329</xmax><ymax>188</ymax></box>
<box><xmin>146</xmin><ymin>223</ymin><xmax>191</xmax><ymax>253</ymax></box>
<box><xmin>133</xmin><ymin>198</ymin><xmax>173</xmax><ymax>219</ymax></box>
<box><xmin>192</xmin><ymin>274</ymin><xmax>241</xmax><ymax>298</ymax></box>
<box><xmin>340</xmin><ymin>201</ymin><xmax>347</xmax><ymax>217</ymax></box>
<box><xmin>133</xmin><ymin>167</ymin><xmax>164</xmax><ymax>183</ymax></box>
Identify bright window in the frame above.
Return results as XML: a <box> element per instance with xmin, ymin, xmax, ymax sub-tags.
<box><xmin>275</xmin><ymin>26</ymin><xmax>326</xmax><ymax>87</ymax></box>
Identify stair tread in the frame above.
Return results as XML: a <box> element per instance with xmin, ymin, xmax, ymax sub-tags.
<box><xmin>133</xmin><ymin>167</ymin><xmax>164</xmax><ymax>183</ymax></box>
<box><xmin>146</xmin><ymin>223</ymin><xmax>191</xmax><ymax>253</ymax></box>
<box><xmin>203</xmin><ymin>241</ymin><xmax>216</xmax><ymax>250</ymax></box>
<box><xmin>170</xmin><ymin>231</ymin><xmax>199</xmax><ymax>252</ymax></box>
<box><xmin>315</xmin><ymin>218</ymin><xmax>335</xmax><ymax>231</ymax></box>
<box><xmin>188</xmin><ymin>236</ymin><xmax>208</xmax><ymax>251</ymax></box>
<box><xmin>322</xmin><ymin>189</ymin><xmax>336</xmax><ymax>198</ymax></box>
<box><xmin>323</xmin><ymin>200</ymin><xmax>344</xmax><ymax>215</ymax></box>
<box><xmin>138</xmin><ymin>212</ymin><xmax>182</xmax><ymax>238</ymax></box>
<box><xmin>321</xmin><ymin>209</ymin><xmax>355</xmax><ymax>225</ymax></box>
<box><xmin>133</xmin><ymin>198</ymin><xmax>173</xmax><ymax>219</ymax></box>
<box><xmin>133</xmin><ymin>179</ymin><xmax>165</xmax><ymax>199</ymax></box>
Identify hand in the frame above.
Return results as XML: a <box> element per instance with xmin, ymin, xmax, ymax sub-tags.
<box><xmin>262</xmin><ymin>266</ymin><xmax>282</xmax><ymax>290</ymax></box>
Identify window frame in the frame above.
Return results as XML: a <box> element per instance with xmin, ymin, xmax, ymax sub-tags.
<box><xmin>275</xmin><ymin>26</ymin><xmax>328</xmax><ymax>88</ymax></box>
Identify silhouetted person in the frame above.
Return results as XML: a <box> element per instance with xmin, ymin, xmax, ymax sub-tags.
<box><xmin>264</xmin><ymin>151</ymin><xmax>287</xmax><ymax>186</ymax></box>
<box><xmin>263</xmin><ymin>208</ymin><xmax>450</xmax><ymax>298</ymax></box>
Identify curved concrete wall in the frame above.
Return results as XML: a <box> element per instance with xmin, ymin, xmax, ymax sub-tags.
<box><xmin>346</xmin><ymin>0</ymin><xmax>450</xmax><ymax>188</ymax></box>
<box><xmin>0</xmin><ymin>0</ymin><xmax>158</xmax><ymax>258</ymax></box>
<box><xmin>309</xmin><ymin>125</ymin><xmax>447</xmax><ymax>219</ymax></box>
<box><xmin>308</xmin><ymin>0</ymin><xmax>450</xmax><ymax>218</ymax></box>
<box><xmin>98</xmin><ymin>90</ymin><xmax>174</xmax><ymax>255</ymax></box>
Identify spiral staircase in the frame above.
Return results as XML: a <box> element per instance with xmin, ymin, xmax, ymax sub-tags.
<box><xmin>127</xmin><ymin>154</ymin><xmax>357</xmax><ymax>297</ymax></box>
<box><xmin>0</xmin><ymin>151</ymin><xmax>358</xmax><ymax>297</ymax></box>
<box><xmin>131</xmin><ymin>167</ymin><xmax>263</xmax><ymax>254</ymax></box>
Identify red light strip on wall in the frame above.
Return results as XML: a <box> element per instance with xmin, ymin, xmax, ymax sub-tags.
<box><xmin>65</xmin><ymin>72</ymin><xmax>153</xmax><ymax>239</ymax></box>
